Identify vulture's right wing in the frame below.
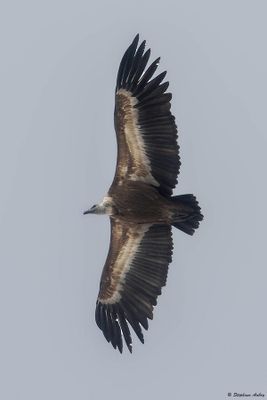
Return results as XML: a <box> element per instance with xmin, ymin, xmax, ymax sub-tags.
<box><xmin>95</xmin><ymin>218</ymin><xmax>173</xmax><ymax>352</ymax></box>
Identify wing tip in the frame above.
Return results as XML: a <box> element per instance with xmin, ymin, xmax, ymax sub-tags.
<box><xmin>96</xmin><ymin>300</ymin><xmax>147</xmax><ymax>353</ymax></box>
<box><xmin>133</xmin><ymin>33</ymin><xmax>139</xmax><ymax>44</ymax></box>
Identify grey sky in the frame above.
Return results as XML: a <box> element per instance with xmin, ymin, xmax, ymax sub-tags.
<box><xmin>1</xmin><ymin>0</ymin><xmax>267</xmax><ymax>399</ymax></box>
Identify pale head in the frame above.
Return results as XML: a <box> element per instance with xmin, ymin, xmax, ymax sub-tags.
<box><xmin>83</xmin><ymin>196</ymin><xmax>114</xmax><ymax>216</ymax></box>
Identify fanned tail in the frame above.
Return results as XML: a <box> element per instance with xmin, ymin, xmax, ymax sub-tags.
<box><xmin>171</xmin><ymin>194</ymin><xmax>203</xmax><ymax>235</ymax></box>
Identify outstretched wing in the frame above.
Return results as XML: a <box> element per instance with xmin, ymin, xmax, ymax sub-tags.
<box><xmin>113</xmin><ymin>34</ymin><xmax>180</xmax><ymax>197</ymax></box>
<box><xmin>95</xmin><ymin>218</ymin><xmax>173</xmax><ymax>353</ymax></box>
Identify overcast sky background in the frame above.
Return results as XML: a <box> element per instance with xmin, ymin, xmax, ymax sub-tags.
<box><xmin>1</xmin><ymin>1</ymin><xmax>267</xmax><ymax>399</ymax></box>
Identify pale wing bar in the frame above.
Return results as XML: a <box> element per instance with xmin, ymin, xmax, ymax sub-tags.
<box><xmin>95</xmin><ymin>219</ymin><xmax>173</xmax><ymax>353</ymax></box>
<box><xmin>114</xmin><ymin>34</ymin><xmax>180</xmax><ymax>196</ymax></box>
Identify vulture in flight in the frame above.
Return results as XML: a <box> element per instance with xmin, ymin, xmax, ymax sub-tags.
<box><xmin>84</xmin><ymin>34</ymin><xmax>203</xmax><ymax>353</ymax></box>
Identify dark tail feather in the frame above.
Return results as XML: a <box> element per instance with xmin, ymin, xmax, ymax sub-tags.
<box><xmin>171</xmin><ymin>194</ymin><xmax>203</xmax><ymax>235</ymax></box>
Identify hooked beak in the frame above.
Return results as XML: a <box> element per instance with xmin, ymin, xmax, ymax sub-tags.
<box><xmin>83</xmin><ymin>205</ymin><xmax>97</xmax><ymax>215</ymax></box>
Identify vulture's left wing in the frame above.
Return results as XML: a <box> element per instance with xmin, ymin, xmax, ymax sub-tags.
<box><xmin>113</xmin><ymin>34</ymin><xmax>180</xmax><ymax>197</ymax></box>
<box><xmin>95</xmin><ymin>218</ymin><xmax>173</xmax><ymax>352</ymax></box>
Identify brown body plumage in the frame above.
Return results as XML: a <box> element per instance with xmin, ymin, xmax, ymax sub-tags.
<box><xmin>84</xmin><ymin>35</ymin><xmax>203</xmax><ymax>352</ymax></box>
<box><xmin>109</xmin><ymin>182</ymin><xmax>173</xmax><ymax>223</ymax></box>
